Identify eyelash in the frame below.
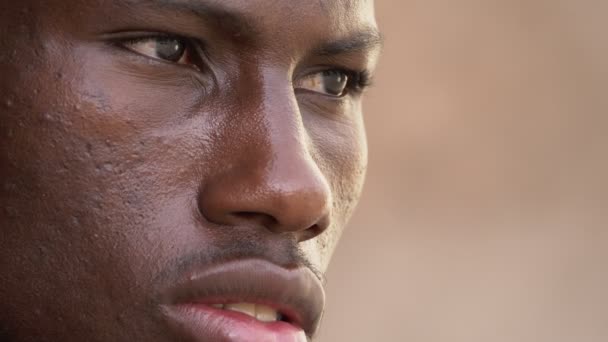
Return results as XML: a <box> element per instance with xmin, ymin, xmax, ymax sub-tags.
<box><xmin>112</xmin><ymin>34</ymin><xmax>373</xmax><ymax>95</ymax></box>
<box><xmin>340</xmin><ymin>69</ymin><xmax>373</xmax><ymax>95</ymax></box>
<box><xmin>112</xmin><ymin>33</ymin><xmax>203</xmax><ymax>66</ymax></box>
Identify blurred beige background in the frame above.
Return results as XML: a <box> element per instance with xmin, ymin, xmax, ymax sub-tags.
<box><xmin>319</xmin><ymin>1</ymin><xmax>607</xmax><ymax>341</ymax></box>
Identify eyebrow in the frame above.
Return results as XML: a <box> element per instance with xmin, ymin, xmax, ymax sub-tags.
<box><xmin>128</xmin><ymin>0</ymin><xmax>382</xmax><ymax>55</ymax></box>
<box><xmin>135</xmin><ymin>0</ymin><xmax>259</xmax><ymax>39</ymax></box>
<box><xmin>313</xmin><ymin>29</ymin><xmax>384</xmax><ymax>56</ymax></box>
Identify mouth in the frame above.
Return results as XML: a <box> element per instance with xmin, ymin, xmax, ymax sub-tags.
<box><xmin>160</xmin><ymin>259</ymin><xmax>325</xmax><ymax>342</ymax></box>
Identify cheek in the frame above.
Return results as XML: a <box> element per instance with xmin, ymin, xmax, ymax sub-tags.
<box><xmin>0</xmin><ymin>38</ymin><xmax>204</xmax><ymax>287</ymax></box>
<box><xmin>304</xmin><ymin>109</ymin><xmax>368</xmax><ymax>270</ymax></box>
<box><xmin>79</xmin><ymin>45</ymin><xmax>211</xmax><ymax>127</ymax></box>
<box><xmin>313</xmin><ymin>109</ymin><xmax>368</xmax><ymax>213</ymax></box>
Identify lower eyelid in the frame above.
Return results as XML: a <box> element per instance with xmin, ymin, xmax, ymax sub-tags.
<box><xmin>296</xmin><ymin>92</ymin><xmax>354</xmax><ymax>119</ymax></box>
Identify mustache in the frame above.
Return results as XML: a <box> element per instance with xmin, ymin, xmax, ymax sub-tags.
<box><xmin>152</xmin><ymin>238</ymin><xmax>325</xmax><ymax>291</ymax></box>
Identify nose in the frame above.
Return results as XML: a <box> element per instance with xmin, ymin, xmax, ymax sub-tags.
<box><xmin>198</xmin><ymin>85</ymin><xmax>332</xmax><ymax>242</ymax></box>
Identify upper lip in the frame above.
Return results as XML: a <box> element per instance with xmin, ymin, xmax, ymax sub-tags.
<box><xmin>161</xmin><ymin>258</ymin><xmax>325</xmax><ymax>337</ymax></box>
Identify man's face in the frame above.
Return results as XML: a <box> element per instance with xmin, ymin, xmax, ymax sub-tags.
<box><xmin>0</xmin><ymin>0</ymin><xmax>380</xmax><ymax>341</ymax></box>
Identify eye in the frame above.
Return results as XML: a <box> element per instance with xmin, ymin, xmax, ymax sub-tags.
<box><xmin>121</xmin><ymin>36</ymin><xmax>196</xmax><ymax>67</ymax></box>
<box><xmin>295</xmin><ymin>70</ymin><xmax>351</xmax><ymax>97</ymax></box>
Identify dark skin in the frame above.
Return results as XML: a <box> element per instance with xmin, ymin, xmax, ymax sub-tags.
<box><xmin>0</xmin><ymin>0</ymin><xmax>381</xmax><ymax>341</ymax></box>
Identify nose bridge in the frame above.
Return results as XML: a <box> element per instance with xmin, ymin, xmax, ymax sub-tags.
<box><xmin>262</xmin><ymin>77</ymin><xmax>320</xmax><ymax>191</ymax></box>
<box><xmin>198</xmin><ymin>70</ymin><xmax>332</xmax><ymax>240</ymax></box>
<box><xmin>262</xmin><ymin>84</ymin><xmax>332</xmax><ymax>215</ymax></box>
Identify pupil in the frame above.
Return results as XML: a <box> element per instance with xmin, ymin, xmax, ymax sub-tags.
<box><xmin>156</xmin><ymin>38</ymin><xmax>185</xmax><ymax>62</ymax></box>
<box><xmin>322</xmin><ymin>71</ymin><xmax>348</xmax><ymax>96</ymax></box>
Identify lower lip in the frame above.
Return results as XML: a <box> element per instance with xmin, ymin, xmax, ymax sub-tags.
<box><xmin>162</xmin><ymin>304</ymin><xmax>308</xmax><ymax>342</ymax></box>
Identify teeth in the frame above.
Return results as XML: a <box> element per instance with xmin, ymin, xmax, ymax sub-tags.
<box><xmin>255</xmin><ymin>304</ymin><xmax>279</xmax><ymax>322</ymax></box>
<box><xmin>224</xmin><ymin>303</ymin><xmax>256</xmax><ymax>317</ymax></box>
<box><xmin>215</xmin><ymin>302</ymin><xmax>280</xmax><ymax>322</ymax></box>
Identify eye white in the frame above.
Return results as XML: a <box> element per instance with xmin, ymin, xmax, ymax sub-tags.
<box><xmin>123</xmin><ymin>37</ymin><xmax>187</xmax><ymax>63</ymax></box>
<box><xmin>295</xmin><ymin>70</ymin><xmax>349</xmax><ymax>97</ymax></box>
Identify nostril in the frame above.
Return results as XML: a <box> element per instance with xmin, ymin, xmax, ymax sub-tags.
<box><xmin>230</xmin><ymin>212</ymin><xmax>327</xmax><ymax>241</ymax></box>
<box><xmin>298</xmin><ymin>224</ymin><xmax>325</xmax><ymax>242</ymax></box>
<box><xmin>197</xmin><ymin>153</ymin><xmax>332</xmax><ymax>240</ymax></box>
<box><xmin>232</xmin><ymin>211</ymin><xmax>278</xmax><ymax>228</ymax></box>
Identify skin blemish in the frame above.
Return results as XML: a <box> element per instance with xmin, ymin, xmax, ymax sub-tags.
<box><xmin>0</xmin><ymin>0</ymin><xmax>380</xmax><ymax>341</ymax></box>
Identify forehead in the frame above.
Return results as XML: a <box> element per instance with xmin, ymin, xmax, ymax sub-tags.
<box><xmin>54</xmin><ymin>0</ymin><xmax>376</xmax><ymax>40</ymax></box>
<box><xmin>125</xmin><ymin>0</ymin><xmax>377</xmax><ymax>24</ymax></box>
<box><xmin>211</xmin><ymin>0</ymin><xmax>377</xmax><ymax>28</ymax></box>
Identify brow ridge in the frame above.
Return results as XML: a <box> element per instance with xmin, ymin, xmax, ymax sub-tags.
<box><xmin>132</xmin><ymin>0</ymin><xmax>259</xmax><ymax>41</ymax></box>
<box><xmin>313</xmin><ymin>29</ymin><xmax>384</xmax><ymax>56</ymax></box>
